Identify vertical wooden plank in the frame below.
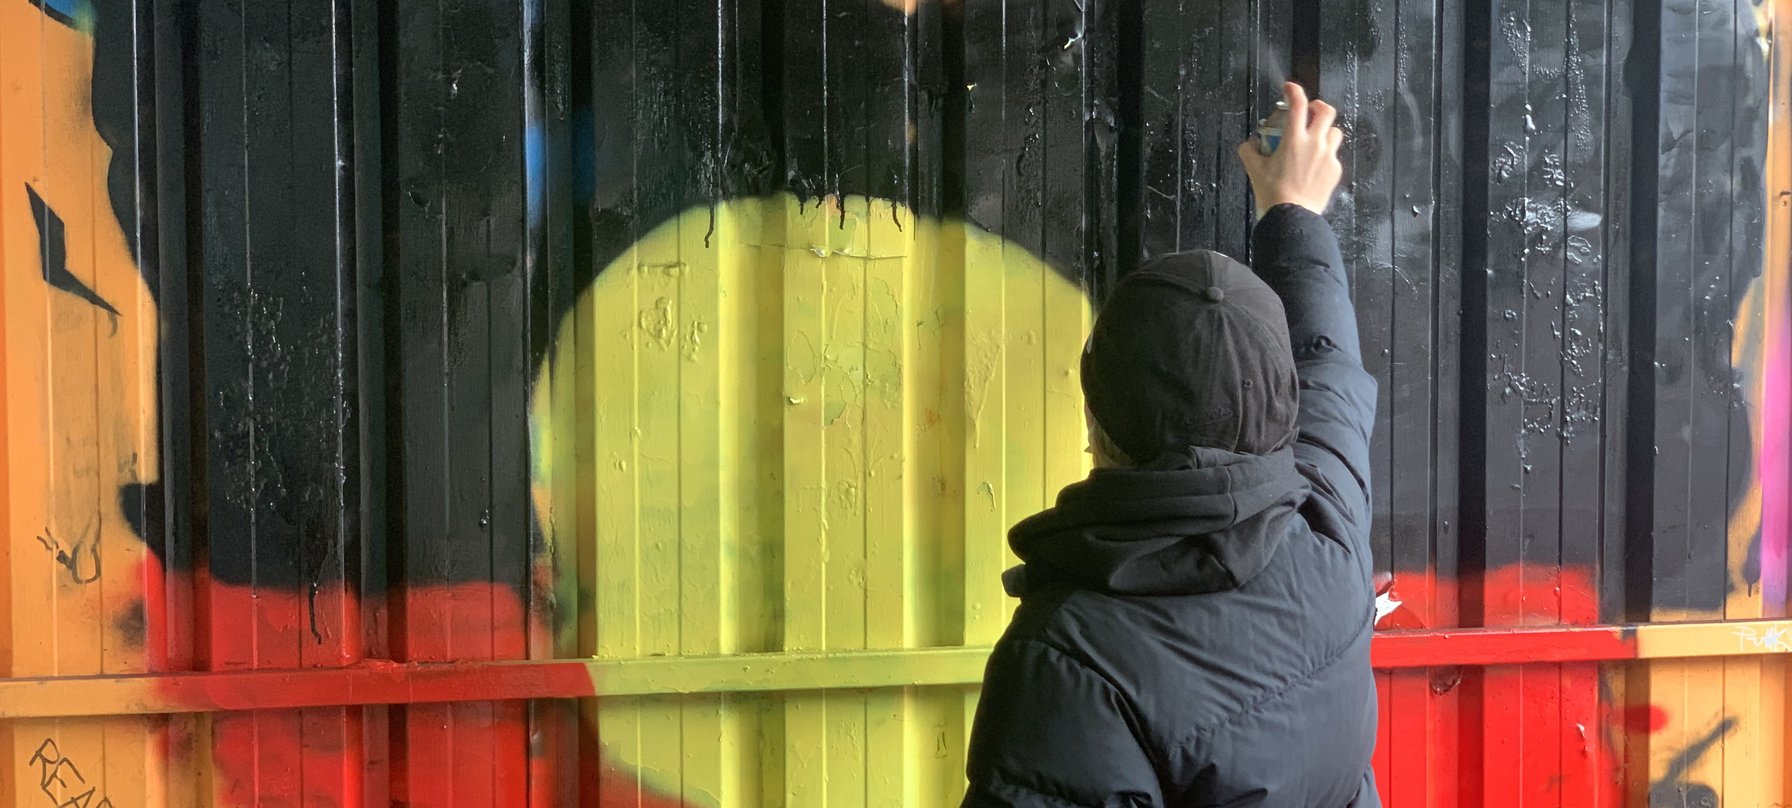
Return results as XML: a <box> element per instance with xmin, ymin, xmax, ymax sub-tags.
<box><xmin>1134</xmin><ymin>0</ymin><xmax>1186</xmax><ymax>262</ymax></box>
<box><xmin>1651</xmin><ymin>0</ymin><xmax>1698</xmax><ymax>622</ymax></box>
<box><xmin>0</xmin><ymin>0</ymin><xmax>174</xmax><ymax>802</ymax></box>
<box><xmin>276</xmin><ymin>0</ymin><xmax>368</xmax><ymax>798</ymax></box>
<box><xmin>855</xmin><ymin>7</ymin><xmax>917</xmax><ymax>800</ymax></box>
<box><xmin>864</xmin><ymin>206</ymin><xmax>912</xmax><ymax>808</ymax></box>
<box><xmin>0</xmin><ymin>19</ymin><xmax>41</xmax><ymax>808</ymax></box>
<box><xmin>189</xmin><ymin>0</ymin><xmax>289</xmax><ymax>800</ymax></box>
<box><xmin>455</xmin><ymin>0</ymin><xmax>534</xmax><ymax>785</ymax></box>
<box><xmin>954</xmin><ymin>2</ymin><xmax>1009</xmax><ymax>770</ymax></box>
<box><xmin>589</xmin><ymin>234</ymin><xmax>645</xmax><ymax>801</ymax></box>
<box><xmin>479</xmin><ymin>0</ymin><xmax>539</xmax><ymax>789</ymax></box>
<box><xmin>1720</xmin><ymin>1</ymin><xmax>1776</xmax><ymax>803</ymax></box>
<box><xmin>583</xmin><ymin>0</ymin><xmax>641</xmax><ymax>794</ymax></box>
<box><xmin>998</xmin><ymin>0</ymin><xmax>1047</xmax><ymax>610</ymax></box>
<box><xmin>237</xmin><ymin>20</ymin><xmax>309</xmax><ymax>803</ymax></box>
<box><xmin>1594</xmin><ymin>0</ymin><xmax>1639</xmax><ymax>635</ymax></box>
<box><xmin>1560</xmin><ymin>0</ymin><xmax>1615</xmax><ymax>626</ymax></box>
<box><xmin>386</xmin><ymin>0</ymin><xmax>532</xmax><ymax>802</ymax></box>
<box><xmin>776</xmin><ymin>0</ymin><xmax>832</xmax><ymax>799</ymax></box>
<box><xmin>823</xmin><ymin>210</ymin><xmax>870</xmax><ymax>808</ymax></box>
<box><xmin>1474</xmin><ymin>0</ymin><xmax>1539</xmax><ymax>801</ymax></box>
<box><xmin>1082</xmin><ymin>0</ymin><xmax>1121</xmax><ymax>295</ymax></box>
<box><xmin>1651</xmin><ymin>0</ymin><xmax>1731</xmax><ymax>618</ymax></box>
<box><xmin>904</xmin><ymin>2</ymin><xmax>959</xmax><ymax>782</ymax></box>
<box><xmin>1560</xmin><ymin>0</ymin><xmax>1628</xmax><ymax>801</ymax></box>
<box><xmin>1176</xmin><ymin>0</ymin><xmax>1221</xmax><ymax>253</ymax></box>
<box><xmin>1649</xmin><ymin>0</ymin><xmax>1735</xmax><ymax>802</ymax></box>
<box><xmin>525</xmin><ymin>0</ymin><xmax>582</xmax><ymax>796</ymax></box>
<box><xmin>817</xmin><ymin>10</ymin><xmax>876</xmax><ymax>805</ymax></box>
<box><xmin>782</xmin><ymin>199</ymin><xmax>831</xmax><ymax>806</ymax></box>
<box><xmin>675</xmin><ymin>0</ymin><xmax>732</xmax><ymax>797</ymax></box>
<box><xmin>1041</xmin><ymin>0</ymin><xmax>1093</xmax><ymax>536</ymax></box>
<box><xmin>1213</xmin><ymin>0</ymin><xmax>1256</xmax><ymax>260</ymax></box>
<box><xmin>632</xmin><ymin>215</ymin><xmax>688</xmax><ymax>799</ymax></box>
<box><xmin>1429</xmin><ymin>1</ymin><xmax>1468</xmax><ymax>802</ymax></box>
<box><xmin>903</xmin><ymin>219</ymin><xmax>959</xmax><ymax>804</ymax></box>
<box><xmin>1381</xmin><ymin>0</ymin><xmax>1466</xmax><ymax>797</ymax></box>
<box><xmin>731</xmin><ymin>202</ymin><xmax>783</xmax><ymax>806</ymax></box>
<box><xmin>1526</xmin><ymin>1</ymin><xmax>1577</xmax><ymax>806</ymax></box>
<box><xmin>1764</xmin><ymin>0</ymin><xmax>1792</xmax><ymax>798</ymax></box>
<box><xmin>679</xmin><ymin>213</ymin><xmax>731</xmax><ymax>805</ymax></box>
<box><xmin>1322</xmin><ymin>0</ymin><xmax>1405</xmax><ymax>798</ymax></box>
<box><xmin>386</xmin><ymin>1</ymin><xmax>453</xmax><ymax>803</ymax></box>
<box><xmin>956</xmin><ymin>0</ymin><xmax>1007</xmax><ymax>652</ymax></box>
<box><xmin>92</xmin><ymin>0</ymin><xmax>169</xmax><ymax>799</ymax></box>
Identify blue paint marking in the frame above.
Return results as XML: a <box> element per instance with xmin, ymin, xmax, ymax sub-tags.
<box><xmin>29</xmin><ymin>0</ymin><xmax>84</xmax><ymax>27</ymax></box>
<box><xmin>525</xmin><ymin>123</ymin><xmax>546</xmax><ymax>228</ymax></box>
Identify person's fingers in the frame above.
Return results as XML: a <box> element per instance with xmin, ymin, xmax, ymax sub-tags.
<box><xmin>1325</xmin><ymin>125</ymin><xmax>1345</xmax><ymax>151</ymax></box>
<box><xmin>1309</xmin><ymin>100</ymin><xmax>1338</xmax><ymax>135</ymax></box>
<box><xmin>1283</xmin><ymin>82</ymin><xmax>1309</xmax><ymax>133</ymax></box>
<box><xmin>1237</xmin><ymin>138</ymin><xmax>1265</xmax><ymax>177</ymax></box>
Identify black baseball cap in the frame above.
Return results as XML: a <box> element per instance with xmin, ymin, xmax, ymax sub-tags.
<box><xmin>1082</xmin><ymin>251</ymin><xmax>1299</xmax><ymax>462</ymax></box>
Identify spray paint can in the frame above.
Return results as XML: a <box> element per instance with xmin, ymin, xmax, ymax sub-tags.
<box><xmin>1257</xmin><ymin>98</ymin><xmax>1290</xmax><ymax>155</ymax></box>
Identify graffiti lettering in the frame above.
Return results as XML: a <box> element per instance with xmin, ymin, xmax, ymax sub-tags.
<box><xmin>27</xmin><ymin>739</ymin><xmax>115</xmax><ymax>808</ymax></box>
<box><xmin>1732</xmin><ymin>624</ymin><xmax>1792</xmax><ymax>653</ymax></box>
<box><xmin>34</xmin><ymin>523</ymin><xmax>100</xmax><ymax>585</ymax></box>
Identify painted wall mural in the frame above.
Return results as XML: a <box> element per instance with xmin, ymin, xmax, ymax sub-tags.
<box><xmin>0</xmin><ymin>0</ymin><xmax>1788</xmax><ymax>806</ymax></box>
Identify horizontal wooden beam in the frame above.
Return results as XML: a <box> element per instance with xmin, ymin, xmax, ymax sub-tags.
<box><xmin>1</xmin><ymin>619</ymin><xmax>1788</xmax><ymax>718</ymax></box>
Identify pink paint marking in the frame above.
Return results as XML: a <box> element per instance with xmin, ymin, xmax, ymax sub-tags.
<box><xmin>1762</xmin><ymin>257</ymin><xmax>1790</xmax><ymax>617</ymax></box>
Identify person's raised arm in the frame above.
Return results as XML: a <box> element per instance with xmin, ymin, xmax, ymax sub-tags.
<box><xmin>1237</xmin><ymin>83</ymin><xmax>1377</xmax><ymax>564</ymax></box>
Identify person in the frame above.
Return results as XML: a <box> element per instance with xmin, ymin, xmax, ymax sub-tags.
<box><xmin>961</xmin><ymin>83</ymin><xmax>1380</xmax><ymax>807</ymax></box>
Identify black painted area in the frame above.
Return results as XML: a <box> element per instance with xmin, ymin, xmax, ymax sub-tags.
<box><xmin>1727</xmin><ymin>0</ymin><xmax>1770</xmax><ymax>597</ymax></box>
<box><xmin>77</xmin><ymin>0</ymin><xmax>1776</xmax><ymax>632</ymax></box>
<box><xmin>1044</xmin><ymin>0</ymin><xmax>1099</xmax><ymax>300</ymax></box>
<box><xmin>1321</xmin><ymin>0</ymin><xmax>1397</xmax><ymax>581</ymax></box>
<box><xmin>1646</xmin><ymin>0</ymin><xmax>1765</xmax><ymax>616</ymax></box>
<box><xmin>384</xmin><ymin>0</ymin><xmax>533</xmax><ymax>646</ymax></box>
<box><xmin>1622</xmin><ymin>0</ymin><xmax>1662</xmax><ymax>622</ymax></box>
<box><xmin>193</xmin><ymin>0</ymin><xmax>361</xmax><ymax>625</ymax></box>
<box><xmin>1574</xmin><ymin>0</ymin><xmax>1638</xmax><ymax>624</ymax></box>
<box><xmin>1456</xmin><ymin>0</ymin><xmax>1493</xmax><ymax>625</ymax></box>
<box><xmin>1129</xmin><ymin>0</ymin><xmax>1290</xmax><ymax>269</ymax></box>
<box><xmin>960</xmin><ymin>0</ymin><xmax>1007</xmax><ymax>237</ymax></box>
<box><xmin>1383</xmin><ymin>0</ymin><xmax>1463</xmax><ymax>615</ymax></box>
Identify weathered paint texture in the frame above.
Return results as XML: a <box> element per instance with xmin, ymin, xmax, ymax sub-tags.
<box><xmin>0</xmin><ymin>0</ymin><xmax>1787</xmax><ymax>806</ymax></box>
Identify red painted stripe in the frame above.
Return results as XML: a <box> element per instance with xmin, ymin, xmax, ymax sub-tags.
<box><xmin>1481</xmin><ymin>666</ymin><xmax>1524</xmax><ymax>808</ymax></box>
<box><xmin>1522</xmin><ymin>665</ymin><xmax>1564</xmax><ymax>808</ymax></box>
<box><xmin>156</xmin><ymin>658</ymin><xmax>599</xmax><ymax>709</ymax></box>
<box><xmin>1386</xmin><ymin>671</ymin><xmax>1427</xmax><ymax>808</ymax></box>
<box><xmin>528</xmin><ymin>701</ymin><xmax>579</xmax><ymax>807</ymax></box>
<box><xmin>1557</xmin><ymin>662</ymin><xmax>1608</xmax><ymax>808</ymax></box>
<box><xmin>394</xmin><ymin>582</ymin><xmax>536</xmax><ymax>807</ymax></box>
<box><xmin>1371</xmin><ymin>671</ymin><xmax>1391</xmax><ymax>802</ymax></box>
<box><xmin>1371</xmin><ymin>625</ymin><xmax>1636</xmax><ymax>668</ymax></box>
<box><xmin>1458</xmin><ymin>667</ymin><xmax>1486</xmax><ymax>808</ymax></box>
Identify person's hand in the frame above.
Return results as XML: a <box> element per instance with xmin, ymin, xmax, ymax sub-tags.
<box><xmin>1237</xmin><ymin>82</ymin><xmax>1344</xmax><ymax>217</ymax></box>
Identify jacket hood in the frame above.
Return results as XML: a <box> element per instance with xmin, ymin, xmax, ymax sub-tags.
<box><xmin>1004</xmin><ymin>446</ymin><xmax>1310</xmax><ymax>597</ymax></box>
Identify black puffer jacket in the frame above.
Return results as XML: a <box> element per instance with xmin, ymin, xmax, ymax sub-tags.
<box><xmin>963</xmin><ymin>206</ymin><xmax>1380</xmax><ymax>808</ymax></box>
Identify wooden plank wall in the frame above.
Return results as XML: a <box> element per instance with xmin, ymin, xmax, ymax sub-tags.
<box><xmin>0</xmin><ymin>0</ymin><xmax>1785</xmax><ymax>804</ymax></box>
